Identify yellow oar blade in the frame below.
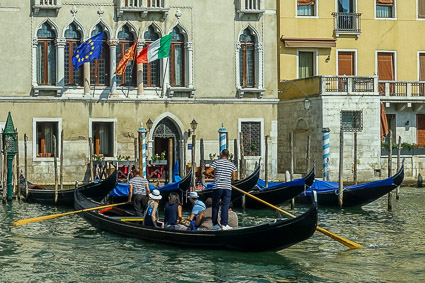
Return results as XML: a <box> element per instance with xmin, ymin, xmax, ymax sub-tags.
<box><xmin>231</xmin><ymin>185</ymin><xmax>363</xmax><ymax>249</ymax></box>
<box><xmin>12</xmin><ymin>202</ymin><xmax>128</xmax><ymax>226</ymax></box>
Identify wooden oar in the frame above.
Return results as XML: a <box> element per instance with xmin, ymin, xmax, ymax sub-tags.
<box><xmin>12</xmin><ymin>202</ymin><xmax>128</xmax><ymax>226</ymax></box>
<box><xmin>231</xmin><ymin>185</ymin><xmax>363</xmax><ymax>249</ymax></box>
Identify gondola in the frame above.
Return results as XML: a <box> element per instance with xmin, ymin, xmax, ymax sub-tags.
<box><xmin>235</xmin><ymin>165</ymin><xmax>315</xmax><ymax>209</ymax></box>
<box><xmin>20</xmin><ymin>170</ymin><xmax>118</xmax><ymax>206</ymax></box>
<box><xmin>195</xmin><ymin>163</ymin><xmax>261</xmax><ymax>204</ymax></box>
<box><xmin>109</xmin><ymin>169</ymin><xmax>193</xmax><ymax>206</ymax></box>
<box><xmin>296</xmin><ymin>164</ymin><xmax>404</xmax><ymax>207</ymax></box>
<box><xmin>74</xmin><ymin>187</ymin><xmax>318</xmax><ymax>252</ymax></box>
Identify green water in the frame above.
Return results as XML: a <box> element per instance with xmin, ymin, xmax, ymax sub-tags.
<box><xmin>1</xmin><ymin>187</ymin><xmax>424</xmax><ymax>282</ymax></box>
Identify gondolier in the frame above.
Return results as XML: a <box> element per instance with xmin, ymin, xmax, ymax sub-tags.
<box><xmin>204</xmin><ymin>149</ymin><xmax>237</xmax><ymax>230</ymax></box>
<box><xmin>128</xmin><ymin>169</ymin><xmax>150</xmax><ymax>216</ymax></box>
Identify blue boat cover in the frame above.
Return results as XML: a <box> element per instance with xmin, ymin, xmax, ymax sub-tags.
<box><xmin>302</xmin><ymin>177</ymin><xmax>395</xmax><ymax>196</ymax></box>
<box><xmin>256</xmin><ymin>178</ymin><xmax>305</xmax><ymax>191</ymax></box>
<box><xmin>109</xmin><ymin>178</ymin><xmax>182</xmax><ymax>197</ymax></box>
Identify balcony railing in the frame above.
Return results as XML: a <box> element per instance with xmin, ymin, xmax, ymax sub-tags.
<box><xmin>323</xmin><ymin>76</ymin><xmax>375</xmax><ymax>94</ymax></box>
<box><xmin>379</xmin><ymin>81</ymin><xmax>425</xmax><ymax>97</ymax></box>
<box><xmin>332</xmin><ymin>12</ymin><xmax>361</xmax><ymax>37</ymax></box>
<box><xmin>33</xmin><ymin>0</ymin><xmax>61</xmax><ymax>14</ymax></box>
<box><xmin>237</xmin><ymin>0</ymin><xmax>264</xmax><ymax>18</ymax></box>
<box><xmin>117</xmin><ymin>0</ymin><xmax>168</xmax><ymax>19</ymax></box>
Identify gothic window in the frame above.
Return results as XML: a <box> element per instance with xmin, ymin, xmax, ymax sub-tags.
<box><xmin>90</xmin><ymin>24</ymin><xmax>110</xmax><ymax>86</ymax></box>
<box><xmin>143</xmin><ymin>26</ymin><xmax>160</xmax><ymax>87</ymax></box>
<box><xmin>64</xmin><ymin>23</ymin><xmax>83</xmax><ymax>86</ymax></box>
<box><xmin>239</xmin><ymin>29</ymin><xmax>256</xmax><ymax>88</ymax></box>
<box><xmin>37</xmin><ymin>23</ymin><xmax>56</xmax><ymax>85</ymax></box>
<box><xmin>170</xmin><ymin>27</ymin><xmax>185</xmax><ymax>87</ymax></box>
<box><xmin>117</xmin><ymin>25</ymin><xmax>137</xmax><ymax>86</ymax></box>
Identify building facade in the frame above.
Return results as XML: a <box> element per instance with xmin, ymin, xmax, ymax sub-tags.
<box><xmin>278</xmin><ymin>0</ymin><xmax>425</xmax><ymax>182</ymax></box>
<box><xmin>0</xmin><ymin>0</ymin><xmax>278</xmax><ymax>184</ymax></box>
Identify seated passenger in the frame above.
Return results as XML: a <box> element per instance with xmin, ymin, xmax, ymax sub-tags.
<box><xmin>143</xmin><ymin>189</ymin><xmax>163</xmax><ymax>228</ymax></box>
<box><xmin>218</xmin><ymin>202</ymin><xmax>238</xmax><ymax>229</ymax></box>
<box><xmin>199</xmin><ymin>198</ymin><xmax>213</xmax><ymax>230</ymax></box>
<box><xmin>187</xmin><ymin>192</ymin><xmax>206</xmax><ymax>231</ymax></box>
<box><xmin>164</xmin><ymin>192</ymin><xmax>186</xmax><ymax>230</ymax></box>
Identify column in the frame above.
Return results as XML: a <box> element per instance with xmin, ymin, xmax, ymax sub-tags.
<box><xmin>32</xmin><ymin>37</ymin><xmax>38</xmax><ymax>87</ymax></box>
<box><xmin>84</xmin><ymin>63</ymin><xmax>90</xmax><ymax>95</ymax></box>
<box><xmin>218</xmin><ymin>124</ymin><xmax>228</xmax><ymax>153</ymax></box>
<box><xmin>109</xmin><ymin>39</ymin><xmax>119</xmax><ymax>95</ymax></box>
<box><xmin>322</xmin><ymin>128</ymin><xmax>331</xmax><ymax>181</ymax></box>
<box><xmin>185</xmin><ymin>41</ymin><xmax>193</xmax><ymax>88</ymax></box>
<box><xmin>137</xmin><ymin>41</ymin><xmax>144</xmax><ymax>95</ymax></box>
<box><xmin>255</xmin><ymin>42</ymin><xmax>263</xmax><ymax>89</ymax></box>
<box><xmin>235</xmin><ymin>43</ymin><xmax>241</xmax><ymax>89</ymax></box>
<box><xmin>56</xmin><ymin>37</ymin><xmax>66</xmax><ymax>93</ymax></box>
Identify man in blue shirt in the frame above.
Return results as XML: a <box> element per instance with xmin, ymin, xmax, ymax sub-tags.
<box><xmin>187</xmin><ymin>191</ymin><xmax>206</xmax><ymax>230</ymax></box>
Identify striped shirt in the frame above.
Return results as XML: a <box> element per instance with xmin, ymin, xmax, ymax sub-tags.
<box><xmin>129</xmin><ymin>176</ymin><xmax>149</xmax><ymax>195</ymax></box>
<box><xmin>211</xmin><ymin>159</ymin><xmax>237</xmax><ymax>190</ymax></box>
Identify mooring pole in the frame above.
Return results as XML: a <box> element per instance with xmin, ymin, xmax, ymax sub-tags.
<box><xmin>53</xmin><ymin>135</ymin><xmax>58</xmax><ymax>203</ymax></box>
<box><xmin>388</xmin><ymin>130</ymin><xmax>393</xmax><ymax>210</ymax></box>
<box><xmin>306</xmin><ymin>135</ymin><xmax>311</xmax><ymax>173</ymax></box>
<box><xmin>289</xmin><ymin>132</ymin><xmax>295</xmax><ymax>209</ymax></box>
<box><xmin>265</xmin><ymin>135</ymin><xmax>269</xmax><ymax>188</ymax></box>
<box><xmin>396</xmin><ymin>136</ymin><xmax>401</xmax><ymax>200</ymax></box>
<box><xmin>134</xmin><ymin>137</ymin><xmax>138</xmax><ymax>169</ymax></box>
<box><xmin>233</xmin><ymin>139</ymin><xmax>238</xmax><ymax>170</ymax></box>
<box><xmin>16</xmin><ymin>132</ymin><xmax>20</xmax><ymax>201</ymax></box>
<box><xmin>24</xmin><ymin>134</ymin><xmax>28</xmax><ymax>198</ymax></box>
<box><xmin>354</xmin><ymin>131</ymin><xmax>358</xmax><ymax>185</ymax></box>
<box><xmin>60</xmin><ymin>130</ymin><xmax>64</xmax><ymax>191</ymax></box>
<box><xmin>338</xmin><ymin>128</ymin><xmax>344</xmax><ymax>208</ymax></box>
<box><xmin>191</xmin><ymin>133</ymin><xmax>196</xmax><ymax>189</ymax></box>
<box><xmin>240</xmin><ymin>133</ymin><xmax>246</xmax><ymax>179</ymax></box>
<box><xmin>200</xmin><ymin>138</ymin><xmax>205</xmax><ymax>185</ymax></box>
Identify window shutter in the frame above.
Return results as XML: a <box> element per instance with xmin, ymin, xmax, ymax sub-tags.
<box><xmin>420</xmin><ymin>54</ymin><xmax>425</xmax><ymax>81</ymax></box>
<box><xmin>377</xmin><ymin>53</ymin><xmax>394</xmax><ymax>81</ymax></box>
<box><xmin>419</xmin><ymin>0</ymin><xmax>425</xmax><ymax>18</ymax></box>
<box><xmin>338</xmin><ymin>52</ymin><xmax>354</xmax><ymax>76</ymax></box>
<box><xmin>298</xmin><ymin>0</ymin><xmax>315</xmax><ymax>6</ymax></box>
<box><xmin>376</xmin><ymin>0</ymin><xmax>394</xmax><ymax>6</ymax></box>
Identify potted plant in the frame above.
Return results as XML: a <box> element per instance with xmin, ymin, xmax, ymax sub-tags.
<box><xmin>206</xmin><ymin>153</ymin><xmax>217</xmax><ymax>165</ymax></box>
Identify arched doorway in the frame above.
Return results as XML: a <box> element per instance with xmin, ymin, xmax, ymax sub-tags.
<box><xmin>151</xmin><ymin>118</ymin><xmax>182</xmax><ymax>182</ymax></box>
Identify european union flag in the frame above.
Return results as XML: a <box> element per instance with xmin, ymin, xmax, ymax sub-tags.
<box><xmin>72</xmin><ymin>32</ymin><xmax>104</xmax><ymax>71</ymax></box>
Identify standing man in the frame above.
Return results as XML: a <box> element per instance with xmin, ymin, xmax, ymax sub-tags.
<box><xmin>128</xmin><ymin>168</ymin><xmax>151</xmax><ymax>216</ymax></box>
<box><xmin>204</xmin><ymin>149</ymin><xmax>237</xmax><ymax>230</ymax></box>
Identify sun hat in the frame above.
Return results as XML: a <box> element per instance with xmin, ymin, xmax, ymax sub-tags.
<box><xmin>149</xmin><ymin>189</ymin><xmax>162</xmax><ymax>200</ymax></box>
<box><xmin>188</xmin><ymin>191</ymin><xmax>199</xmax><ymax>199</ymax></box>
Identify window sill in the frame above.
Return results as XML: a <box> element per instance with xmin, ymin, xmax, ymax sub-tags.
<box><xmin>167</xmin><ymin>86</ymin><xmax>196</xmax><ymax>98</ymax></box>
<box><xmin>237</xmin><ymin>9</ymin><xmax>264</xmax><ymax>19</ymax></box>
<box><xmin>33</xmin><ymin>85</ymin><xmax>62</xmax><ymax>96</ymax></box>
<box><xmin>33</xmin><ymin>4</ymin><xmax>61</xmax><ymax>15</ymax></box>
<box><xmin>237</xmin><ymin>87</ymin><xmax>265</xmax><ymax>99</ymax></box>
<box><xmin>33</xmin><ymin>157</ymin><xmax>60</xmax><ymax>162</ymax></box>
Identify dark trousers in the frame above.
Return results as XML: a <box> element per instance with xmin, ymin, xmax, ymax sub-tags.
<box><xmin>212</xmin><ymin>189</ymin><xmax>232</xmax><ymax>226</ymax></box>
<box><xmin>133</xmin><ymin>194</ymin><xmax>148</xmax><ymax>216</ymax></box>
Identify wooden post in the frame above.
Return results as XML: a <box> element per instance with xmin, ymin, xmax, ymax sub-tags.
<box><xmin>191</xmin><ymin>134</ymin><xmax>196</xmax><ymax>189</ymax></box>
<box><xmin>338</xmin><ymin>128</ymin><xmax>344</xmax><ymax>208</ymax></box>
<box><xmin>240</xmin><ymin>133</ymin><xmax>246</xmax><ymax>179</ymax></box>
<box><xmin>396</xmin><ymin>136</ymin><xmax>401</xmax><ymax>200</ymax></box>
<box><xmin>265</xmin><ymin>135</ymin><xmax>269</xmax><ymax>187</ymax></box>
<box><xmin>388</xmin><ymin>130</ymin><xmax>393</xmax><ymax>210</ymax></box>
<box><xmin>3</xmin><ymin>142</ymin><xmax>7</xmax><ymax>202</ymax></box>
<box><xmin>89</xmin><ymin>137</ymin><xmax>94</xmax><ymax>182</ymax></box>
<box><xmin>60</xmin><ymin>130</ymin><xmax>64</xmax><ymax>191</ymax></box>
<box><xmin>306</xmin><ymin>135</ymin><xmax>311</xmax><ymax>173</ymax></box>
<box><xmin>168</xmin><ymin>138</ymin><xmax>173</xmax><ymax>184</ymax></box>
<box><xmin>183</xmin><ymin>136</ymin><xmax>187</xmax><ymax>175</ymax></box>
<box><xmin>0</xmin><ymin>136</ymin><xmax>2</xmax><ymax>202</ymax></box>
<box><xmin>16</xmin><ymin>132</ymin><xmax>20</xmax><ymax>200</ymax></box>
<box><xmin>53</xmin><ymin>135</ymin><xmax>58</xmax><ymax>203</ymax></box>
<box><xmin>354</xmin><ymin>131</ymin><xmax>358</xmax><ymax>185</ymax></box>
<box><xmin>24</xmin><ymin>134</ymin><xmax>28</xmax><ymax>198</ymax></box>
<box><xmin>289</xmin><ymin>132</ymin><xmax>294</xmax><ymax>209</ymax></box>
<box><xmin>233</xmin><ymin>139</ymin><xmax>238</xmax><ymax>171</ymax></box>
<box><xmin>200</xmin><ymin>138</ymin><xmax>205</xmax><ymax>185</ymax></box>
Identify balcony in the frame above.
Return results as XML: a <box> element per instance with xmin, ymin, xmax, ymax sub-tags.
<box><xmin>32</xmin><ymin>0</ymin><xmax>62</xmax><ymax>15</ymax></box>
<box><xmin>236</xmin><ymin>0</ymin><xmax>264</xmax><ymax>19</ymax></box>
<box><xmin>117</xmin><ymin>0</ymin><xmax>169</xmax><ymax>20</ymax></box>
<box><xmin>332</xmin><ymin>12</ymin><xmax>361</xmax><ymax>37</ymax></box>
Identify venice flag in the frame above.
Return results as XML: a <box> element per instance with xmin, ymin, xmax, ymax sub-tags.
<box><xmin>136</xmin><ymin>33</ymin><xmax>172</xmax><ymax>64</ymax></box>
<box><xmin>115</xmin><ymin>41</ymin><xmax>138</xmax><ymax>75</ymax></box>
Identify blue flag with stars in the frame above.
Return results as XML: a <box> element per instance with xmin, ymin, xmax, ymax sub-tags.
<box><xmin>72</xmin><ymin>32</ymin><xmax>104</xmax><ymax>71</ymax></box>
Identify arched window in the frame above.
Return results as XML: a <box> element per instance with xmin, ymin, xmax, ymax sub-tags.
<box><xmin>239</xmin><ymin>29</ymin><xmax>256</xmax><ymax>88</ymax></box>
<box><xmin>37</xmin><ymin>23</ymin><xmax>56</xmax><ymax>85</ymax></box>
<box><xmin>64</xmin><ymin>23</ymin><xmax>83</xmax><ymax>86</ymax></box>
<box><xmin>143</xmin><ymin>26</ymin><xmax>160</xmax><ymax>87</ymax></box>
<box><xmin>117</xmin><ymin>25</ymin><xmax>137</xmax><ymax>86</ymax></box>
<box><xmin>170</xmin><ymin>27</ymin><xmax>185</xmax><ymax>87</ymax></box>
<box><xmin>90</xmin><ymin>24</ymin><xmax>110</xmax><ymax>86</ymax></box>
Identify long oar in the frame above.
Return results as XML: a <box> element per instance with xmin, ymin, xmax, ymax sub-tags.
<box><xmin>12</xmin><ymin>202</ymin><xmax>128</xmax><ymax>226</ymax></box>
<box><xmin>232</xmin><ymin>185</ymin><xmax>363</xmax><ymax>249</ymax></box>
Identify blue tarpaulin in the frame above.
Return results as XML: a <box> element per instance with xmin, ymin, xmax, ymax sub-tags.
<box><xmin>256</xmin><ymin>178</ymin><xmax>305</xmax><ymax>191</ymax></box>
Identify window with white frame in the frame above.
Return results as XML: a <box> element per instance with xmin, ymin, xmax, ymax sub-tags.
<box><xmin>143</xmin><ymin>25</ymin><xmax>161</xmax><ymax>87</ymax></box>
<box><xmin>297</xmin><ymin>0</ymin><xmax>316</xmax><ymax>16</ymax></box>
<box><xmin>170</xmin><ymin>26</ymin><xmax>185</xmax><ymax>87</ymax></box>
<box><xmin>35</xmin><ymin>121</ymin><xmax>59</xmax><ymax>158</ymax></box>
<box><xmin>419</xmin><ymin>0</ymin><xmax>425</xmax><ymax>18</ymax></box>
<box><xmin>241</xmin><ymin>122</ymin><xmax>261</xmax><ymax>156</ymax></box>
<box><xmin>239</xmin><ymin>28</ymin><xmax>256</xmax><ymax>88</ymax></box>
<box><xmin>376</xmin><ymin>0</ymin><xmax>395</xmax><ymax>18</ymax></box>
<box><xmin>298</xmin><ymin>51</ymin><xmax>316</xmax><ymax>78</ymax></box>
<box><xmin>64</xmin><ymin>23</ymin><xmax>83</xmax><ymax>86</ymax></box>
<box><xmin>92</xmin><ymin>122</ymin><xmax>114</xmax><ymax>157</ymax></box>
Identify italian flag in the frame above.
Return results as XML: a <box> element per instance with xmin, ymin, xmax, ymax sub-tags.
<box><xmin>136</xmin><ymin>33</ymin><xmax>172</xmax><ymax>64</ymax></box>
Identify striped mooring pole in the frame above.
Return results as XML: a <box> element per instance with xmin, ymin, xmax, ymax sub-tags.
<box><xmin>218</xmin><ymin>123</ymin><xmax>228</xmax><ymax>153</ymax></box>
<box><xmin>138</xmin><ymin>124</ymin><xmax>147</xmax><ymax>178</ymax></box>
<box><xmin>322</xmin><ymin>128</ymin><xmax>331</xmax><ymax>181</ymax></box>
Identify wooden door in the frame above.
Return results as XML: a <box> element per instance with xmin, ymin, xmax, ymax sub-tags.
<box><xmin>417</xmin><ymin>115</ymin><xmax>425</xmax><ymax>146</ymax></box>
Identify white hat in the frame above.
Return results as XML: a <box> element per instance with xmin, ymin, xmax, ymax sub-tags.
<box><xmin>188</xmin><ymin>191</ymin><xmax>199</xmax><ymax>199</ymax></box>
<box><xmin>149</xmin><ymin>189</ymin><xmax>162</xmax><ymax>200</ymax></box>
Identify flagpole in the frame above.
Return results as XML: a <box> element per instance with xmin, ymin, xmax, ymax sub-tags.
<box><xmin>161</xmin><ymin>57</ymin><xmax>169</xmax><ymax>98</ymax></box>
<box><xmin>127</xmin><ymin>29</ymin><xmax>140</xmax><ymax>98</ymax></box>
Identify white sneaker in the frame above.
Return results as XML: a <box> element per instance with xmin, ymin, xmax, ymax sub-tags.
<box><xmin>222</xmin><ymin>225</ymin><xmax>233</xmax><ymax>230</ymax></box>
<box><xmin>210</xmin><ymin>224</ymin><xmax>221</xmax><ymax>230</ymax></box>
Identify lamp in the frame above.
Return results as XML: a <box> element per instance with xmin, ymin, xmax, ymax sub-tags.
<box><xmin>146</xmin><ymin>118</ymin><xmax>153</xmax><ymax>132</ymax></box>
<box><xmin>325</xmin><ymin>55</ymin><xmax>330</xmax><ymax>63</ymax></box>
<box><xmin>190</xmin><ymin>119</ymin><xmax>198</xmax><ymax>133</ymax></box>
<box><xmin>405</xmin><ymin>121</ymin><xmax>409</xmax><ymax>126</ymax></box>
<box><xmin>304</xmin><ymin>98</ymin><xmax>311</xmax><ymax>111</ymax></box>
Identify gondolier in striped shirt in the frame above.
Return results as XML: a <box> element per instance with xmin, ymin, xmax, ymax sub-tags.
<box><xmin>204</xmin><ymin>149</ymin><xmax>237</xmax><ymax>230</ymax></box>
<box><xmin>128</xmin><ymin>169</ymin><xmax>151</xmax><ymax>216</ymax></box>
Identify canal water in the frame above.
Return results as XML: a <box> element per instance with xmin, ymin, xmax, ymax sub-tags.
<box><xmin>1</xmin><ymin>187</ymin><xmax>424</xmax><ymax>282</ymax></box>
